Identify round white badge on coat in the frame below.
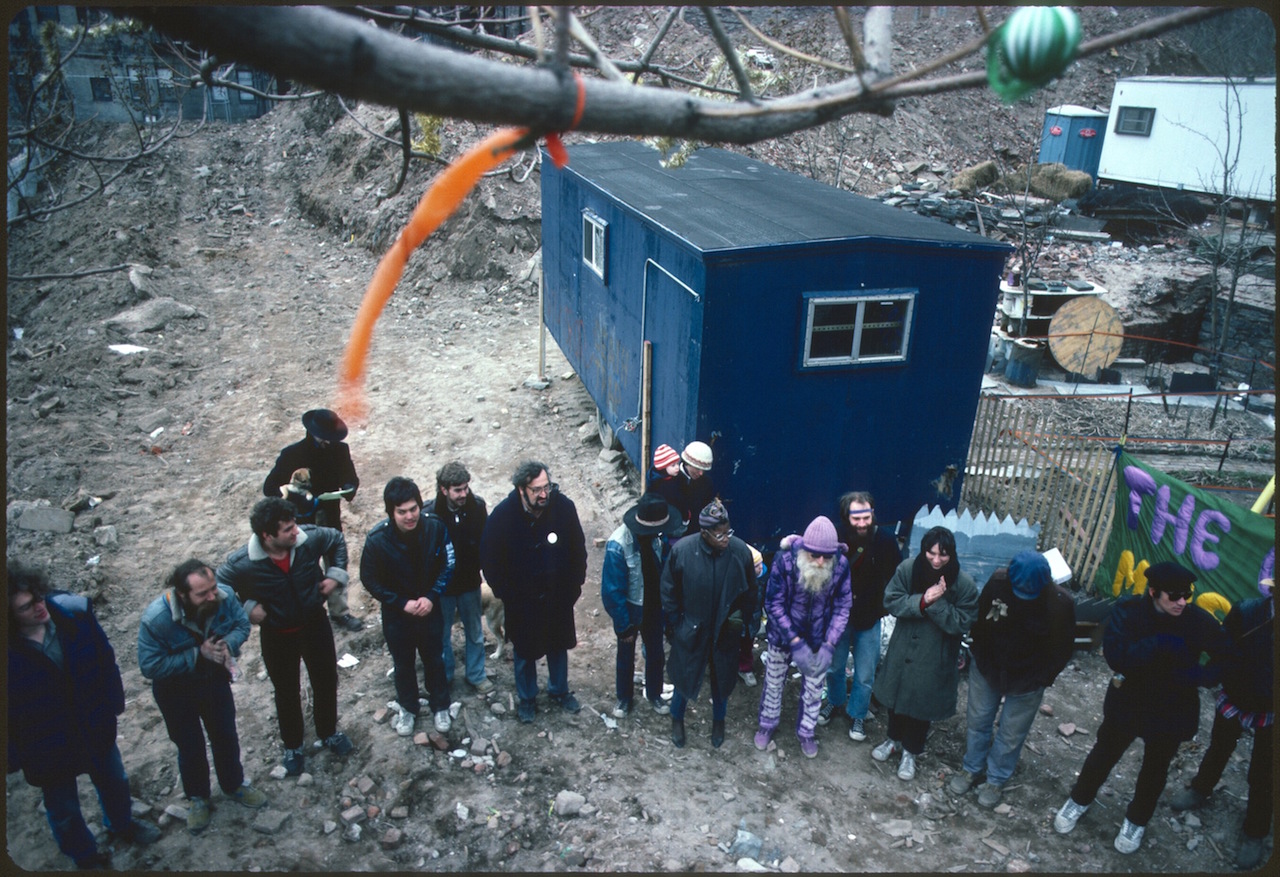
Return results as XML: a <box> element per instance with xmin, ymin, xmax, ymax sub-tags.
<box><xmin>547</xmin><ymin>532</ymin><xmax>558</xmax><ymax>544</ymax></box>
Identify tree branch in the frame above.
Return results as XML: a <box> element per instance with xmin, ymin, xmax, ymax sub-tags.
<box><xmin>701</xmin><ymin>6</ymin><xmax>755</xmax><ymax>103</ymax></box>
<box><xmin>129</xmin><ymin>5</ymin><xmax>1229</xmax><ymax>147</ymax></box>
<box><xmin>632</xmin><ymin>7</ymin><xmax>682</xmax><ymax>85</ymax></box>
<box><xmin>8</xmin><ymin>263</ymin><xmax>135</xmax><ymax>283</ymax></box>
<box><xmin>731</xmin><ymin>8</ymin><xmax>857</xmax><ymax>74</ymax></box>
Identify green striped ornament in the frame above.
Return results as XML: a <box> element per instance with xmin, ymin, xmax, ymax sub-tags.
<box><xmin>987</xmin><ymin>6</ymin><xmax>1082</xmax><ymax>102</ymax></box>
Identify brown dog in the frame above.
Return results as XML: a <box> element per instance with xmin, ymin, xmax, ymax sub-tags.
<box><xmin>479</xmin><ymin>580</ymin><xmax>506</xmax><ymax>660</ymax></box>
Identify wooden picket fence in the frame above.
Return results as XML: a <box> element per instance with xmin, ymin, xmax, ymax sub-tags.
<box><xmin>960</xmin><ymin>394</ymin><xmax>1120</xmax><ymax>588</ymax></box>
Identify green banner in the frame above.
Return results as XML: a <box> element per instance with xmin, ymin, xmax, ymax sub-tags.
<box><xmin>1094</xmin><ymin>449</ymin><xmax>1275</xmax><ymax>618</ymax></box>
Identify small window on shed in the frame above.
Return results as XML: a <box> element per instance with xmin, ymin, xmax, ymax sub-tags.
<box><xmin>1114</xmin><ymin>106</ymin><xmax>1155</xmax><ymax>136</ymax></box>
<box><xmin>237</xmin><ymin>70</ymin><xmax>256</xmax><ymax>102</ymax></box>
<box><xmin>803</xmin><ymin>292</ymin><xmax>914</xmax><ymax>367</ymax></box>
<box><xmin>89</xmin><ymin>77</ymin><xmax>113</xmax><ymax>102</ymax></box>
<box><xmin>582</xmin><ymin>210</ymin><xmax>607</xmax><ymax>280</ymax></box>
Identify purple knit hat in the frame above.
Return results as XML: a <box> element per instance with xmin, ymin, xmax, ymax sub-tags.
<box><xmin>795</xmin><ymin>516</ymin><xmax>844</xmax><ymax>556</ymax></box>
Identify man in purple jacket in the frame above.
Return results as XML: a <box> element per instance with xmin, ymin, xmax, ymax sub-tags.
<box><xmin>754</xmin><ymin>516</ymin><xmax>853</xmax><ymax>759</ymax></box>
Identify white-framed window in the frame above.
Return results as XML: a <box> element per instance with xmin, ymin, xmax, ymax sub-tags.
<box><xmin>89</xmin><ymin>76</ymin><xmax>112</xmax><ymax>102</ymax></box>
<box><xmin>582</xmin><ymin>210</ymin><xmax>607</xmax><ymax>280</ymax></box>
<box><xmin>237</xmin><ymin>70</ymin><xmax>256</xmax><ymax>102</ymax></box>
<box><xmin>1114</xmin><ymin>106</ymin><xmax>1155</xmax><ymax>136</ymax></box>
<box><xmin>156</xmin><ymin>68</ymin><xmax>176</xmax><ymax>101</ymax></box>
<box><xmin>802</xmin><ymin>291</ymin><xmax>914</xmax><ymax>367</ymax></box>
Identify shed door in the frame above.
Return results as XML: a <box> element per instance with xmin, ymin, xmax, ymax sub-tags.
<box><xmin>644</xmin><ymin>261</ymin><xmax>701</xmax><ymax>447</ymax></box>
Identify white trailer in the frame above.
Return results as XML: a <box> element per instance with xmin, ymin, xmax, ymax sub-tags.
<box><xmin>1096</xmin><ymin>76</ymin><xmax>1276</xmax><ymax>203</ymax></box>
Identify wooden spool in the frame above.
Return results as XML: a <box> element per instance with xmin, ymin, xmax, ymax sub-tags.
<box><xmin>1047</xmin><ymin>296</ymin><xmax>1123</xmax><ymax>377</ymax></box>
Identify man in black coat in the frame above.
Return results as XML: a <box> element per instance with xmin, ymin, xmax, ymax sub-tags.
<box><xmin>480</xmin><ymin>461</ymin><xmax>587</xmax><ymax>724</ymax></box>
<box><xmin>8</xmin><ymin>560</ymin><xmax>161</xmax><ymax>868</ymax></box>
<box><xmin>424</xmin><ymin>461</ymin><xmax>493</xmax><ymax>695</ymax></box>
<box><xmin>1169</xmin><ymin>581</ymin><xmax>1273</xmax><ymax>870</ymax></box>
<box><xmin>1053</xmin><ymin>561</ymin><xmax>1230</xmax><ymax>855</ymax></box>
<box><xmin>262</xmin><ymin>408</ymin><xmax>362</xmax><ymax>632</ymax></box>
<box><xmin>661</xmin><ymin>499</ymin><xmax>755</xmax><ymax>749</ymax></box>
<box><xmin>361</xmin><ymin>477</ymin><xmax>455</xmax><ymax>738</ymax></box>
<box><xmin>950</xmin><ymin>551</ymin><xmax>1075</xmax><ymax>808</ymax></box>
<box><xmin>819</xmin><ymin>490</ymin><xmax>903</xmax><ymax>742</ymax></box>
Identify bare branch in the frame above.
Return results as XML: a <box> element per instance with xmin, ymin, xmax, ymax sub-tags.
<box><xmin>128</xmin><ymin>5</ymin><xmax>1228</xmax><ymax>146</ymax></box>
<box><xmin>8</xmin><ymin>263</ymin><xmax>134</xmax><ymax>283</ymax></box>
<box><xmin>702</xmin><ymin>6</ymin><xmax>756</xmax><ymax>103</ymax></box>
<box><xmin>831</xmin><ymin>6</ymin><xmax>868</xmax><ymax>72</ymax></box>
<box><xmin>563</xmin><ymin>9</ymin><xmax>625</xmax><ymax>83</ymax></box>
<box><xmin>863</xmin><ymin>7</ymin><xmax>894</xmax><ymax>79</ymax></box>
<box><xmin>633</xmin><ymin>7</ymin><xmax>682</xmax><ymax>85</ymax></box>
<box><xmin>731</xmin><ymin>8</ymin><xmax>857</xmax><ymax>74</ymax></box>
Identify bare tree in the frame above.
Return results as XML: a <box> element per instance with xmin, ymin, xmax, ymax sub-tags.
<box><xmin>128</xmin><ymin>6</ymin><xmax>1224</xmax><ymax>144</ymax></box>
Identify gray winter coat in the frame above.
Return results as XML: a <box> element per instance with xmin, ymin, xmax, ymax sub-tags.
<box><xmin>872</xmin><ymin>556</ymin><xmax>978</xmax><ymax>722</ymax></box>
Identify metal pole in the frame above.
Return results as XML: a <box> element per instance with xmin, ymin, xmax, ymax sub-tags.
<box><xmin>640</xmin><ymin>340</ymin><xmax>653</xmax><ymax>484</ymax></box>
<box><xmin>1217</xmin><ymin>432</ymin><xmax>1233</xmax><ymax>473</ymax></box>
<box><xmin>537</xmin><ymin>266</ymin><xmax>546</xmax><ymax>381</ymax></box>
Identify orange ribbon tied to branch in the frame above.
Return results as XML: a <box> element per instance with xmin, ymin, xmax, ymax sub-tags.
<box><xmin>335</xmin><ymin>75</ymin><xmax>586</xmax><ymax>424</ymax></box>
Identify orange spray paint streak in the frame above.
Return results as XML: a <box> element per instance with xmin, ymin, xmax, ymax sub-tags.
<box><xmin>335</xmin><ymin>127</ymin><xmax>528</xmax><ymax>424</ymax></box>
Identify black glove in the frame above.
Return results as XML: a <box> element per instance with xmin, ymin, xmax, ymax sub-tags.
<box><xmin>618</xmin><ymin>624</ymin><xmax>640</xmax><ymax>642</ymax></box>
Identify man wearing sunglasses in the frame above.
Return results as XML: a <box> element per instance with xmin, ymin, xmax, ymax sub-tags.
<box><xmin>1053</xmin><ymin>561</ymin><xmax>1230</xmax><ymax>855</ymax></box>
<box><xmin>480</xmin><ymin>460</ymin><xmax>587</xmax><ymax>724</ymax></box>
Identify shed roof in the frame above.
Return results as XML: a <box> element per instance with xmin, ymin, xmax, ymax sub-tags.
<box><xmin>562</xmin><ymin>141</ymin><xmax>1008</xmax><ymax>253</ymax></box>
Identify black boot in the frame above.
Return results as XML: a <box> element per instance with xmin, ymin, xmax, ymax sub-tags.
<box><xmin>711</xmin><ymin>719</ymin><xmax>725</xmax><ymax>748</ymax></box>
<box><xmin>671</xmin><ymin>717</ymin><xmax>686</xmax><ymax>748</ymax></box>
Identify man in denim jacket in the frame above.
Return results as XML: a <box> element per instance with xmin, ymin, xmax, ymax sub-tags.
<box><xmin>138</xmin><ymin>559</ymin><xmax>267</xmax><ymax>833</ymax></box>
<box><xmin>601</xmin><ymin>492</ymin><xmax>682</xmax><ymax>719</ymax></box>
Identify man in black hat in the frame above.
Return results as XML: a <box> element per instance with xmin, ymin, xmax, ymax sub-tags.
<box><xmin>263</xmin><ymin>408</ymin><xmax>362</xmax><ymax>631</ymax></box>
<box><xmin>1053</xmin><ymin>561</ymin><xmax>1229</xmax><ymax>856</ymax></box>
<box><xmin>601</xmin><ymin>492</ymin><xmax>682</xmax><ymax>718</ymax></box>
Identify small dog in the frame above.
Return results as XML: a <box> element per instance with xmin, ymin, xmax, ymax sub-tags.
<box><xmin>479</xmin><ymin>580</ymin><xmax>506</xmax><ymax>660</ymax></box>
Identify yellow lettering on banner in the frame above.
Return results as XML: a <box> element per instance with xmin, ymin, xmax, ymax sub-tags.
<box><xmin>1194</xmin><ymin>591</ymin><xmax>1233</xmax><ymax>621</ymax></box>
<box><xmin>1111</xmin><ymin>551</ymin><xmax>1151</xmax><ymax>597</ymax></box>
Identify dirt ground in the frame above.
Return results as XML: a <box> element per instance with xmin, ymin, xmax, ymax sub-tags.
<box><xmin>6</xmin><ymin>7</ymin><xmax>1272</xmax><ymax>874</ymax></box>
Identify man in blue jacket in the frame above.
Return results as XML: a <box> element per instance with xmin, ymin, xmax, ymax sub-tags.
<box><xmin>139</xmin><ymin>559</ymin><xmax>268</xmax><ymax>834</ymax></box>
<box><xmin>217</xmin><ymin>497</ymin><xmax>353</xmax><ymax>776</ymax></box>
<box><xmin>362</xmin><ymin>476</ymin><xmax>455</xmax><ymax>738</ymax></box>
<box><xmin>8</xmin><ymin>560</ymin><xmax>161</xmax><ymax>868</ymax></box>
<box><xmin>601</xmin><ymin>492</ymin><xmax>682</xmax><ymax>718</ymax></box>
<box><xmin>481</xmin><ymin>461</ymin><xmax>587</xmax><ymax>724</ymax></box>
<box><xmin>1169</xmin><ymin>580</ymin><xmax>1273</xmax><ymax>870</ymax></box>
<box><xmin>1053</xmin><ymin>561</ymin><xmax>1230</xmax><ymax>855</ymax></box>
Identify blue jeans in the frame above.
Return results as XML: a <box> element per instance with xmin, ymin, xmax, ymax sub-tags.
<box><xmin>152</xmin><ymin>671</ymin><xmax>244</xmax><ymax>799</ymax></box>
<box><xmin>41</xmin><ymin>742</ymin><xmax>133</xmax><ymax>865</ymax></box>
<box><xmin>440</xmin><ymin>590</ymin><xmax>487</xmax><ymax>687</ymax></box>
<box><xmin>826</xmin><ymin>619</ymin><xmax>881</xmax><ymax>721</ymax></box>
<box><xmin>669</xmin><ymin>688</ymin><xmax>728</xmax><ymax>722</ymax></box>
<box><xmin>962</xmin><ymin>665</ymin><xmax>1045</xmax><ymax>786</ymax></box>
<box><xmin>615</xmin><ymin>603</ymin><xmax>665</xmax><ymax>705</ymax></box>
<box><xmin>514</xmin><ymin>648</ymin><xmax>568</xmax><ymax>704</ymax></box>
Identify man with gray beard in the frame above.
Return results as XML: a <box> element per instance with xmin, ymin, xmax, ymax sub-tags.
<box><xmin>754</xmin><ymin>516</ymin><xmax>853</xmax><ymax>758</ymax></box>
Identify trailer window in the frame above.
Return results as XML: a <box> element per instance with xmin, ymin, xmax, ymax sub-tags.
<box><xmin>803</xmin><ymin>292</ymin><xmax>914</xmax><ymax>367</ymax></box>
<box><xmin>1114</xmin><ymin>106</ymin><xmax>1155</xmax><ymax>136</ymax></box>
<box><xmin>582</xmin><ymin>211</ymin><xmax>607</xmax><ymax>280</ymax></box>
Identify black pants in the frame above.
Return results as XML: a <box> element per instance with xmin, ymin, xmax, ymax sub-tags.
<box><xmin>1190</xmin><ymin>712</ymin><xmax>1274</xmax><ymax>839</ymax></box>
<box><xmin>887</xmin><ymin>709</ymin><xmax>931</xmax><ymax>755</ymax></box>
<box><xmin>260</xmin><ymin>610</ymin><xmax>339</xmax><ymax>749</ymax></box>
<box><xmin>1069</xmin><ymin>714</ymin><xmax>1181</xmax><ymax>827</ymax></box>
<box><xmin>152</xmin><ymin>671</ymin><xmax>243</xmax><ymax>799</ymax></box>
<box><xmin>383</xmin><ymin>606</ymin><xmax>450</xmax><ymax>715</ymax></box>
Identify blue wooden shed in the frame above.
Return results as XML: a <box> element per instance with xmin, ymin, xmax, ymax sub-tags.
<box><xmin>540</xmin><ymin>141</ymin><xmax>1011</xmax><ymax>541</ymax></box>
<box><xmin>1038</xmin><ymin>104</ymin><xmax>1108</xmax><ymax>180</ymax></box>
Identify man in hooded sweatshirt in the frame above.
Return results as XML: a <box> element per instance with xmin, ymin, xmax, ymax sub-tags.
<box><xmin>949</xmin><ymin>550</ymin><xmax>1075</xmax><ymax>808</ymax></box>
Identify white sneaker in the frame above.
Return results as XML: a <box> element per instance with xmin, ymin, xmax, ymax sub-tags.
<box><xmin>897</xmin><ymin>751</ymin><xmax>917</xmax><ymax>781</ymax></box>
<box><xmin>391</xmin><ymin>707</ymin><xmax>416</xmax><ymax>737</ymax></box>
<box><xmin>1054</xmin><ymin>797</ymin><xmax>1090</xmax><ymax>834</ymax></box>
<box><xmin>1114</xmin><ymin>818</ymin><xmax>1144</xmax><ymax>854</ymax></box>
<box><xmin>433</xmin><ymin>710</ymin><xmax>452</xmax><ymax>733</ymax></box>
<box><xmin>871</xmin><ymin>739</ymin><xmax>900</xmax><ymax>762</ymax></box>
<box><xmin>738</xmin><ymin>670</ymin><xmax>757</xmax><ymax>687</ymax></box>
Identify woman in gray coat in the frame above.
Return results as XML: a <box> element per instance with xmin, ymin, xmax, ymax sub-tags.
<box><xmin>871</xmin><ymin>526</ymin><xmax>978</xmax><ymax>781</ymax></box>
